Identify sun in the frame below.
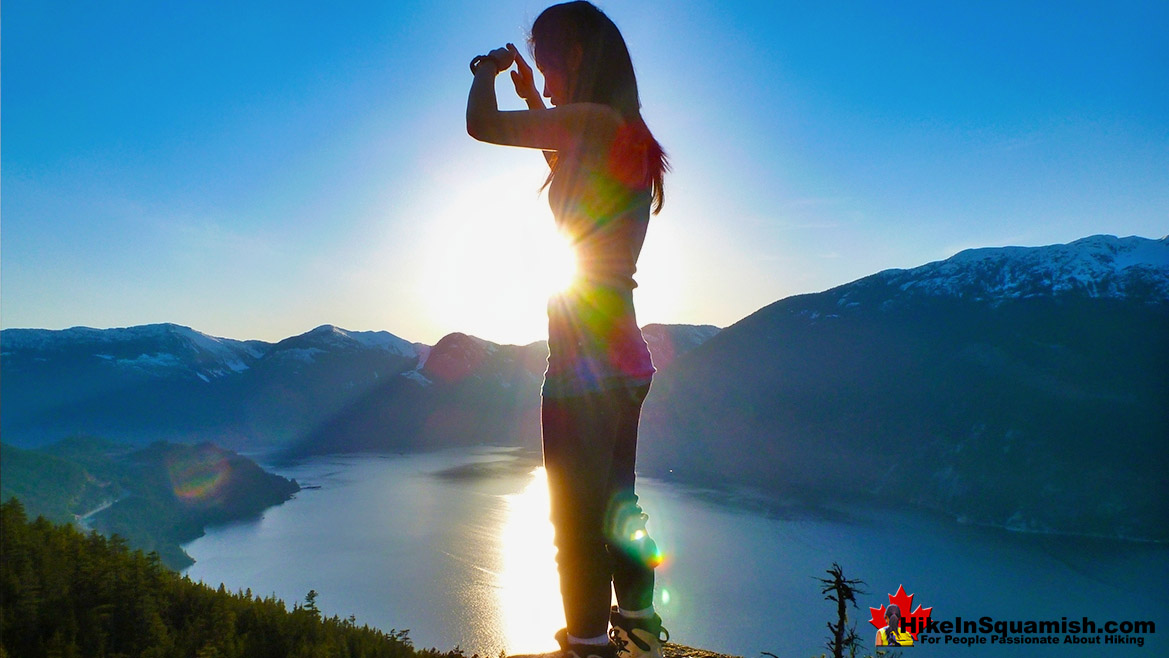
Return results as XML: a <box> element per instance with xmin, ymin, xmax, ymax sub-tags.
<box><xmin>416</xmin><ymin>160</ymin><xmax>683</xmax><ymax>345</ymax></box>
<box><xmin>532</xmin><ymin>226</ymin><xmax>578</xmax><ymax>297</ymax></box>
<box><xmin>422</xmin><ymin>170</ymin><xmax>578</xmax><ymax>345</ymax></box>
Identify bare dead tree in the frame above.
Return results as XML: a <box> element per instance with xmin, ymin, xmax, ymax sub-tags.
<box><xmin>817</xmin><ymin>563</ymin><xmax>866</xmax><ymax>658</ymax></box>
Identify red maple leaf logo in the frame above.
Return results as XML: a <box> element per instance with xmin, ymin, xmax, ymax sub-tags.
<box><xmin>868</xmin><ymin>584</ymin><xmax>933</xmax><ymax>641</ymax></box>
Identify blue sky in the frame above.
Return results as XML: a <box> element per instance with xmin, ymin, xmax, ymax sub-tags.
<box><xmin>3</xmin><ymin>1</ymin><xmax>1166</xmax><ymax>345</ymax></box>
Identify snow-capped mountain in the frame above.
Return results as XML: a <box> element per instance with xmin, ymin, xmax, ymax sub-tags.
<box><xmin>639</xmin><ymin>234</ymin><xmax>1168</xmax><ymax>541</ymax></box>
<box><xmin>266</xmin><ymin>324</ymin><xmax>419</xmax><ymax>364</ymax></box>
<box><xmin>1</xmin><ymin>320</ymin><xmax>718</xmax><ymax>453</ymax></box>
<box><xmin>0</xmin><ymin>323</ymin><xmax>266</xmax><ymax>382</ymax></box>
<box><xmin>0</xmin><ymin>322</ymin><xmax>426</xmax><ymax>447</ymax></box>
<box><xmin>3</xmin><ymin>234</ymin><xmax>1162</xmax><ymax>540</ymax></box>
<box><xmin>840</xmin><ymin>234</ymin><xmax>1169</xmax><ymax>307</ymax></box>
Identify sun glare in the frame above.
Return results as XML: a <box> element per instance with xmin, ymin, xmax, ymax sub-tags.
<box><xmin>542</xmin><ymin>230</ymin><xmax>579</xmax><ymax>296</ymax></box>
<box><xmin>499</xmin><ymin>467</ymin><xmax>564</xmax><ymax>653</ymax></box>
<box><xmin>422</xmin><ymin>171</ymin><xmax>578</xmax><ymax>344</ymax></box>
<box><xmin>630</xmin><ymin>220</ymin><xmax>684</xmax><ymax>326</ymax></box>
<box><xmin>496</xmin><ymin>467</ymin><xmax>670</xmax><ymax>653</ymax></box>
<box><xmin>417</xmin><ymin>163</ymin><xmax>683</xmax><ymax>345</ymax></box>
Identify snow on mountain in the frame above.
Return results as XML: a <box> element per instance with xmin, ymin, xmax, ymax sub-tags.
<box><xmin>840</xmin><ymin>235</ymin><xmax>1169</xmax><ymax>306</ymax></box>
<box><xmin>1</xmin><ymin>323</ymin><xmax>263</xmax><ymax>380</ymax></box>
<box><xmin>640</xmin><ymin>235</ymin><xmax>1168</xmax><ymax>541</ymax></box>
<box><xmin>401</xmin><ymin>343</ymin><xmax>435</xmax><ymax>386</ymax></box>
<box><xmin>413</xmin><ymin>343</ymin><xmax>432</xmax><ymax>368</ymax></box>
<box><xmin>271</xmin><ymin>347</ymin><xmax>326</xmax><ymax>364</ymax></box>
<box><xmin>268</xmin><ymin>325</ymin><xmax>418</xmax><ymax>363</ymax></box>
<box><xmin>346</xmin><ymin>329</ymin><xmax>416</xmax><ymax>356</ymax></box>
<box><xmin>401</xmin><ymin>369</ymin><xmax>433</xmax><ymax>386</ymax></box>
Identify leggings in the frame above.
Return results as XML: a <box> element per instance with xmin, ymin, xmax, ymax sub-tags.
<box><xmin>541</xmin><ymin>384</ymin><xmax>657</xmax><ymax>638</ymax></box>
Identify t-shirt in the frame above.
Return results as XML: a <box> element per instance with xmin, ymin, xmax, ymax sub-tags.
<box><xmin>876</xmin><ymin>626</ymin><xmax>914</xmax><ymax>646</ymax></box>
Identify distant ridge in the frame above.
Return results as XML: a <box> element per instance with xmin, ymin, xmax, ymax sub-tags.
<box><xmin>0</xmin><ymin>321</ymin><xmax>719</xmax><ymax>454</ymax></box>
<box><xmin>851</xmin><ymin>234</ymin><xmax>1169</xmax><ymax>304</ymax></box>
<box><xmin>638</xmin><ymin>234</ymin><xmax>1168</xmax><ymax>541</ymax></box>
<box><xmin>3</xmin><ymin>234</ymin><xmax>1165</xmax><ymax>539</ymax></box>
<box><xmin>0</xmin><ymin>322</ymin><xmax>265</xmax><ymax>381</ymax></box>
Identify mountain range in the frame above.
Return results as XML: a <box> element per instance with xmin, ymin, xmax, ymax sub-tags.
<box><xmin>2</xmin><ymin>234</ymin><xmax>1165</xmax><ymax>540</ymax></box>
<box><xmin>0</xmin><ymin>321</ymin><xmax>718</xmax><ymax>454</ymax></box>
<box><xmin>638</xmin><ymin>234</ymin><xmax>1168</xmax><ymax>540</ymax></box>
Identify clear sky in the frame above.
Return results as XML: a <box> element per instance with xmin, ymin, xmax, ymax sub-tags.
<box><xmin>3</xmin><ymin>1</ymin><xmax>1166</xmax><ymax>345</ymax></box>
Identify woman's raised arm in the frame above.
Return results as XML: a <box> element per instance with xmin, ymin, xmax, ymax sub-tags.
<box><xmin>466</xmin><ymin>45</ymin><xmax>620</xmax><ymax>154</ymax></box>
<box><xmin>507</xmin><ymin>45</ymin><xmax>556</xmax><ymax>167</ymax></box>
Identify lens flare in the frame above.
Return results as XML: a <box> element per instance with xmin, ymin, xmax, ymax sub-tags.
<box><xmin>167</xmin><ymin>446</ymin><xmax>230</xmax><ymax>503</ymax></box>
<box><xmin>418</xmin><ymin>167</ymin><xmax>585</xmax><ymax>345</ymax></box>
<box><xmin>647</xmin><ymin>542</ymin><xmax>665</xmax><ymax>569</ymax></box>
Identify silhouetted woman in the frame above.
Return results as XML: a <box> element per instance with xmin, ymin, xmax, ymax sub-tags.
<box><xmin>466</xmin><ymin>3</ymin><xmax>668</xmax><ymax>657</ymax></box>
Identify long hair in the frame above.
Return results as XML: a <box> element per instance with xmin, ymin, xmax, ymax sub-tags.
<box><xmin>530</xmin><ymin>1</ymin><xmax>668</xmax><ymax>214</ymax></box>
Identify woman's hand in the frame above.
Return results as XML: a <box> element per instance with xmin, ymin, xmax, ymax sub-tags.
<box><xmin>487</xmin><ymin>46</ymin><xmax>514</xmax><ymax>71</ymax></box>
<box><xmin>472</xmin><ymin>46</ymin><xmax>514</xmax><ymax>75</ymax></box>
<box><xmin>507</xmin><ymin>43</ymin><xmax>540</xmax><ymax>104</ymax></box>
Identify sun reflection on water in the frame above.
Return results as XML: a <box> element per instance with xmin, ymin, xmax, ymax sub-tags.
<box><xmin>499</xmin><ymin>467</ymin><xmax>564</xmax><ymax>654</ymax></box>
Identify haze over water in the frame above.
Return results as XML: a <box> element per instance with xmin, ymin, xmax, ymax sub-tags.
<box><xmin>184</xmin><ymin>449</ymin><xmax>1167</xmax><ymax>657</ymax></box>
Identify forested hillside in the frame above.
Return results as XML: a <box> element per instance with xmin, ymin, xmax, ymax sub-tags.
<box><xmin>0</xmin><ymin>499</ymin><xmax>468</xmax><ymax>658</ymax></box>
<box><xmin>1</xmin><ymin>438</ymin><xmax>300</xmax><ymax>569</ymax></box>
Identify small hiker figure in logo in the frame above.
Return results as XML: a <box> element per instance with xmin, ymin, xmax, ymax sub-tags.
<box><xmin>876</xmin><ymin>604</ymin><xmax>914</xmax><ymax>647</ymax></box>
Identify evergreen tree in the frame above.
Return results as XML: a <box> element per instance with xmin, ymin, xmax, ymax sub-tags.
<box><xmin>1</xmin><ymin>498</ymin><xmax>467</xmax><ymax>658</ymax></box>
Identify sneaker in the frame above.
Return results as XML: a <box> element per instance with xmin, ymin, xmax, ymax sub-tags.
<box><xmin>555</xmin><ymin>628</ymin><xmax>617</xmax><ymax>658</ymax></box>
<box><xmin>609</xmin><ymin>607</ymin><xmax>669</xmax><ymax>658</ymax></box>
